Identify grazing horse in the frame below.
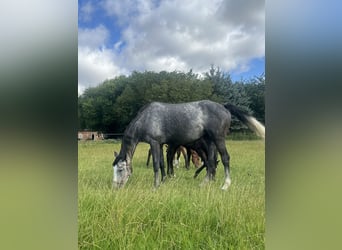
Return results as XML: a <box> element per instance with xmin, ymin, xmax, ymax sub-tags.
<box><xmin>112</xmin><ymin>100</ymin><xmax>265</xmax><ymax>190</ymax></box>
<box><xmin>192</xmin><ymin>148</ymin><xmax>219</xmax><ymax>179</ymax></box>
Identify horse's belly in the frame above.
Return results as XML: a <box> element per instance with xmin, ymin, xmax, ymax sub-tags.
<box><xmin>166</xmin><ymin>128</ymin><xmax>203</xmax><ymax>145</ymax></box>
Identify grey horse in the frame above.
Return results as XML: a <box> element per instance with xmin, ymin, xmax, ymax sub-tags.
<box><xmin>112</xmin><ymin>100</ymin><xmax>265</xmax><ymax>190</ymax></box>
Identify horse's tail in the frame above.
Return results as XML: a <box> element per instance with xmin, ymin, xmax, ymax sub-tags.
<box><xmin>223</xmin><ymin>103</ymin><xmax>265</xmax><ymax>139</ymax></box>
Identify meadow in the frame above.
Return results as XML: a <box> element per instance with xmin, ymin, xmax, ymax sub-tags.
<box><xmin>78</xmin><ymin>139</ymin><xmax>265</xmax><ymax>249</ymax></box>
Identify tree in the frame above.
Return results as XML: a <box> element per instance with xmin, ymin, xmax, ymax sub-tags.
<box><xmin>205</xmin><ymin>65</ymin><xmax>251</xmax><ymax>130</ymax></box>
<box><xmin>244</xmin><ymin>74</ymin><xmax>265</xmax><ymax>124</ymax></box>
<box><xmin>78</xmin><ymin>68</ymin><xmax>264</xmax><ymax>133</ymax></box>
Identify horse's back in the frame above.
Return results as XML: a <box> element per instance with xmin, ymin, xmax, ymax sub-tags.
<box><xmin>147</xmin><ymin>100</ymin><xmax>226</xmax><ymax>116</ymax></box>
<box><xmin>134</xmin><ymin>100</ymin><xmax>231</xmax><ymax>144</ymax></box>
<box><xmin>145</xmin><ymin>100</ymin><xmax>230</xmax><ymax>127</ymax></box>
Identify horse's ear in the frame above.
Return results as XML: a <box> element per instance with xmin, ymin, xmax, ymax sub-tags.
<box><xmin>114</xmin><ymin>151</ymin><xmax>118</xmax><ymax>157</ymax></box>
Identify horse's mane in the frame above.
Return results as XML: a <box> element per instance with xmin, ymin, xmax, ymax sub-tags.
<box><xmin>123</xmin><ymin>102</ymin><xmax>152</xmax><ymax>136</ymax></box>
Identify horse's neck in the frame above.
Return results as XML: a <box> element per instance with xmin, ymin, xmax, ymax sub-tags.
<box><xmin>122</xmin><ymin>120</ymin><xmax>142</xmax><ymax>157</ymax></box>
<box><xmin>122</xmin><ymin>135</ymin><xmax>138</xmax><ymax>161</ymax></box>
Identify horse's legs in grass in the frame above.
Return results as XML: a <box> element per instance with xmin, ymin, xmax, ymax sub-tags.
<box><xmin>215</xmin><ymin>139</ymin><xmax>231</xmax><ymax>190</ymax></box>
<box><xmin>150</xmin><ymin>141</ymin><xmax>161</xmax><ymax>188</ymax></box>
<box><xmin>207</xmin><ymin>142</ymin><xmax>217</xmax><ymax>180</ymax></box>
<box><xmin>200</xmin><ymin>141</ymin><xmax>216</xmax><ymax>186</ymax></box>
<box><xmin>194</xmin><ymin>148</ymin><xmax>219</xmax><ymax>178</ymax></box>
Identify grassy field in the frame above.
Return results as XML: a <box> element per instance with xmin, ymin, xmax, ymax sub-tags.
<box><xmin>78</xmin><ymin>140</ymin><xmax>265</xmax><ymax>249</ymax></box>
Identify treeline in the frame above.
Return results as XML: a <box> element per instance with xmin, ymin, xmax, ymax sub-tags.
<box><xmin>78</xmin><ymin>66</ymin><xmax>265</xmax><ymax>133</ymax></box>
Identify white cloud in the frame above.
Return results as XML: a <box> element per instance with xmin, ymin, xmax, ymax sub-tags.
<box><xmin>119</xmin><ymin>0</ymin><xmax>264</xmax><ymax>72</ymax></box>
<box><xmin>78</xmin><ymin>0</ymin><xmax>264</xmax><ymax>93</ymax></box>
<box><xmin>78</xmin><ymin>25</ymin><xmax>128</xmax><ymax>94</ymax></box>
<box><xmin>78</xmin><ymin>25</ymin><xmax>109</xmax><ymax>49</ymax></box>
<box><xmin>78</xmin><ymin>47</ymin><xmax>128</xmax><ymax>93</ymax></box>
<box><xmin>217</xmin><ymin>0</ymin><xmax>265</xmax><ymax>30</ymax></box>
<box><xmin>79</xmin><ymin>1</ymin><xmax>95</xmax><ymax>22</ymax></box>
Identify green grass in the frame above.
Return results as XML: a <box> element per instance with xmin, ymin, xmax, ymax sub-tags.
<box><xmin>78</xmin><ymin>140</ymin><xmax>265</xmax><ymax>249</ymax></box>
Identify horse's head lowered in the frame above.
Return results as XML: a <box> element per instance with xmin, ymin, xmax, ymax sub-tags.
<box><xmin>112</xmin><ymin>152</ymin><xmax>132</xmax><ymax>188</ymax></box>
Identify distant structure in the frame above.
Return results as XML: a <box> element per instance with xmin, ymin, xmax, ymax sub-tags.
<box><xmin>78</xmin><ymin>131</ymin><xmax>104</xmax><ymax>141</ymax></box>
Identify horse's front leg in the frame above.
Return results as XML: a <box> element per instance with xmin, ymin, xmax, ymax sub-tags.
<box><xmin>150</xmin><ymin>142</ymin><xmax>161</xmax><ymax>188</ymax></box>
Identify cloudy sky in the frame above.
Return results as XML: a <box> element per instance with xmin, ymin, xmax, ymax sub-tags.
<box><xmin>78</xmin><ymin>0</ymin><xmax>265</xmax><ymax>94</ymax></box>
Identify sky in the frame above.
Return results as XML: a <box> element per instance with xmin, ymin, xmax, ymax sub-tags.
<box><xmin>78</xmin><ymin>0</ymin><xmax>265</xmax><ymax>94</ymax></box>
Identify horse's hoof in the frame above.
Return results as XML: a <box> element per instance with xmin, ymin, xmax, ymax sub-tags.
<box><xmin>221</xmin><ymin>180</ymin><xmax>231</xmax><ymax>190</ymax></box>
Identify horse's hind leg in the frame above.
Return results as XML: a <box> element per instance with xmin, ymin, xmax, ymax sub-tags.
<box><xmin>207</xmin><ymin>143</ymin><xmax>217</xmax><ymax>181</ymax></box>
<box><xmin>215</xmin><ymin>139</ymin><xmax>231</xmax><ymax>190</ymax></box>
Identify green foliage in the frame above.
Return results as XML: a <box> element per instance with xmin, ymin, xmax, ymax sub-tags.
<box><xmin>244</xmin><ymin>74</ymin><xmax>265</xmax><ymax>123</ymax></box>
<box><xmin>205</xmin><ymin>65</ymin><xmax>252</xmax><ymax>130</ymax></box>
<box><xmin>78</xmin><ymin>140</ymin><xmax>265</xmax><ymax>249</ymax></box>
<box><xmin>78</xmin><ymin>67</ymin><xmax>265</xmax><ymax>133</ymax></box>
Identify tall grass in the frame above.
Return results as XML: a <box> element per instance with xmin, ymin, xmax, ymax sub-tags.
<box><xmin>78</xmin><ymin>140</ymin><xmax>265</xmax><ymax>249</ymax></box>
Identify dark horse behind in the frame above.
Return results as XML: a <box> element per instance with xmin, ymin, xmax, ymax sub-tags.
<box><xmin>112</xmin><ymin>100</ymin><xmax>265</xmax><ymax>190</ymax></box>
